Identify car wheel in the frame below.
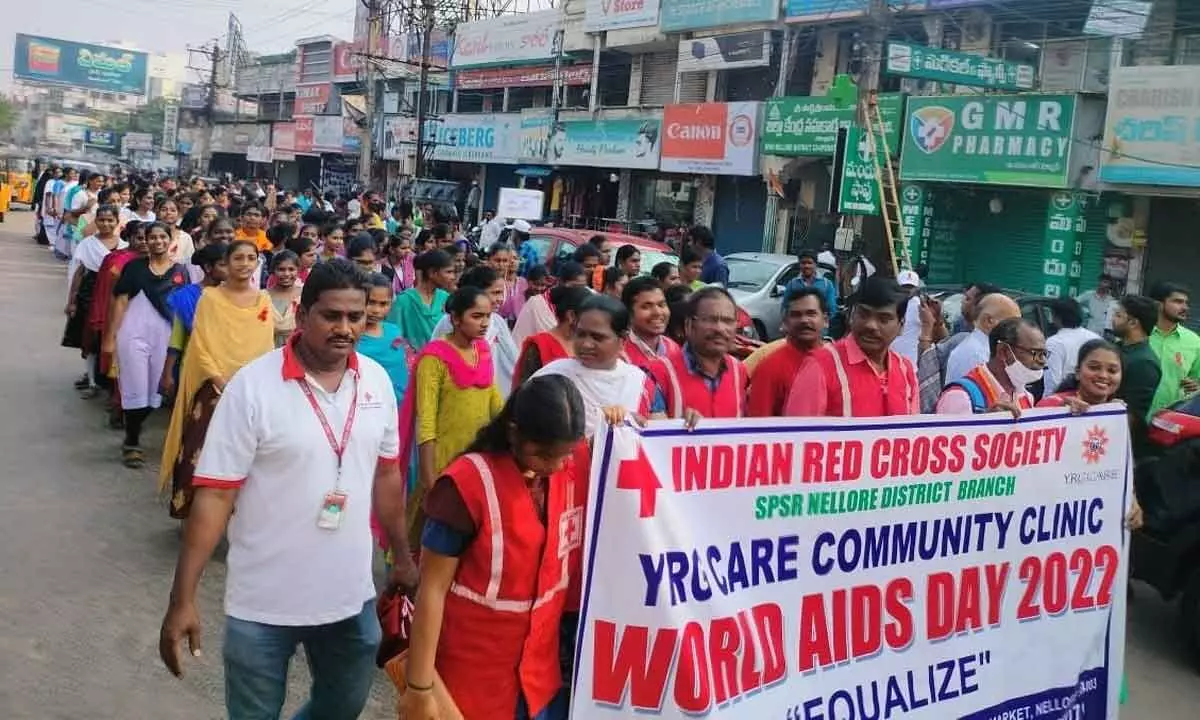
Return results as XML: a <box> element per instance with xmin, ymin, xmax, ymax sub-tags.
<box><xmin>753</xmin><ymin>320</ymin><xmax>768</xmax><ymax>342</ymax></box>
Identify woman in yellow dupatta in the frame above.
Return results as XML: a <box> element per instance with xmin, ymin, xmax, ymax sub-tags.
<box><xmin>159</xmin><ymin>239</ymin><xmax>274</xmax><ymax>517</ymax></box>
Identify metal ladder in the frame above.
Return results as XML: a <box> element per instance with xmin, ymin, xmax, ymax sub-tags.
<box><xmin>862</xmin><ymin>89</ymin><xmax>911</xmax><ymax>275</ymax></box>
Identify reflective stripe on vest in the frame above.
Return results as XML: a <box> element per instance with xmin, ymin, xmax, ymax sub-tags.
<box><xmin>658</xmin><ymin>355</ymin><xmax>685</xmax><ymax>419</ymax></box>
<box><xmin>826</xmin><ymin>345</ymin><xmax>853</xmax><ymax>417</ymax></box>
<box><xmin>448</xmin><ymin>454</ymin><xmax>571</xmax><ymax>613</ymax></box>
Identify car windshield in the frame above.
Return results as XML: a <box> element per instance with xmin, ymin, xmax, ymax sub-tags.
<box><xmin>636</xmin><ymin>249</ymin><xmax>677</xmax><ymax>273</ymax></box>
<box><xmin>726</xmin><ymin>257</ymin><xmax>784</xmax><ymax>291</ymax></box>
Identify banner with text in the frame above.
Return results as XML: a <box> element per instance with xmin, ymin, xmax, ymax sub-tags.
<box><xmin>573</xmin><ymin>409</ymin><xmax>1130</xmax><ymax>720</ymax></box>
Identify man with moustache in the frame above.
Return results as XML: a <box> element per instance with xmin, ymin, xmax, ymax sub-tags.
<box><xmin>747</xmin><ymin>287</ymin><xmax>828</xmax><ymax>417</ymax></box>
<box><xmin>784</xmin><ymin>277</ymin><xmax>918</xmax><ymax>417</ymax></box>
<box><xmin>648</xmin><ymin>286</ymin><xmax>748</xmax><ymax>418</ymax></box>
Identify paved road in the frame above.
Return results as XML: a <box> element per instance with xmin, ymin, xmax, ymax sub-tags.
<box><xmin>0</xmin><ymin>213</ymin><xmax>394</xmax><ymax>719</ymax></box>
<box><xmin>0</xmin><ymin>211</ymin><xmax>1196</xmax><ymax>718</ymax></box>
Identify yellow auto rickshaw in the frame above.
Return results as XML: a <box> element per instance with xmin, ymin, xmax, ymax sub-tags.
<box><xmin>0</xmin><ymin>177</ymin><xmax>10</xmax><ymax>222</ymax></box>
<box><xmin>0</xmin><ymin>153</ymin><xmax>34</xmax><ymax>208</ymax></box>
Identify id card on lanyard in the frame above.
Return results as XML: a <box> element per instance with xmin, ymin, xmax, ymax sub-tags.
<box><xmin>298</xmin><ymin>375</ymin><xmax>359</xmax><ymax>531</ymax></box>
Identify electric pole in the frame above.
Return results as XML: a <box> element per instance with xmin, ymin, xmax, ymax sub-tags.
<box><xmin>187</xmin><ymin>42</ymin><xmax>222</xmax><ymax>174</ymax></box>
<box><xmin>413</xmin><ymin>0</ymin><xmax>435</xmax><ymax>179</ymax></box>
<box><xmin>359</xmin><ymin>0</ymin><xmax>380</xmax><ymax>186</ymax></box>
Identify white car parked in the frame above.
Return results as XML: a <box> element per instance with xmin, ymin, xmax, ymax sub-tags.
<box><xmin>724</xmin><ymin>252</ymin><xmax>801</xmax><ymax>341</ymax></box>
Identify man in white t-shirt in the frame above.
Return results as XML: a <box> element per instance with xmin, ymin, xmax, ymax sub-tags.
<box><xmin>159</xmin><ymin>260</ymin><xmax>417</xmax><ymax>718</ymax></box>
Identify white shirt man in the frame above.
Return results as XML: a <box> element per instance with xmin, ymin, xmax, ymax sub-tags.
<box><xmin>192</xmin><ymin>340</ymin><xmax>399</xmax><ymax>625</ymax></box>
<box><xmin>944</xmin><ymin>327</ymin><xmax>990</xmax><ymax>386</ymax></box>
<box><xmin>891</xmin><ymin>270</ymin><xmax>923</xmax><ymax>367</ymax></box>
<box><xmin>159</xmin><ymin>263</ymin><xmax>416</xmax><ymax>718</ymax></box>
<box><xmin>1044</xmin><ymin>325</ymin><xmax>1101</xmax><ymax>393</ymax></box>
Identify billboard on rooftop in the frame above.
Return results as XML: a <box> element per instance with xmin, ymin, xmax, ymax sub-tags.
<box><xmin>13</xmin><ymin>33</ymin><xmax>149</xmax><ymax>95</ymax></box>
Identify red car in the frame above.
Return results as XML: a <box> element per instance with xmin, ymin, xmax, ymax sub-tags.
<box><xmin>522</xmin><ymin>227</ymin><xmax>762</xmax><ymax>357</ymax></box>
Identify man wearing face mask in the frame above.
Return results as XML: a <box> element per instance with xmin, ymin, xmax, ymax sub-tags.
<box><xmin>935</xmin><ymin>317</ymin><xmax>1045</xmax><ymax>415</ymax></box>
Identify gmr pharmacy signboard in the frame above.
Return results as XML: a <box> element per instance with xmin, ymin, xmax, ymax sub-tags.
<box><xmin>900</xmin><ymin>94</ymin><xmax>1078</xmax><ymax>188</ymax></box>
<box><xmin>451</xmin><ymin>10</ymin><xmax>562</xmax><ymax>69</ymax></box>
<box><xmin>1099</xmin><ymin>65</ymin><xmax>1200</xmax><ymax>187</ymax></box>
<box><xmin>660</xmin><ymin>102</ymin><xmax>760</xmax><ymax>176</ymax></box>
<box><xmin>572</xmin><ymin>411</ymin><xmax>1130</xmax><ymax>720</ymax></box>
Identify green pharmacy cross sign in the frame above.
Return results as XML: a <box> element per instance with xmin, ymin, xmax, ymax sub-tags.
<box><xmin>837</xmin><ymin>127</ymin><xmax>881</xmax><ymax>217</ymax></box>
<box><xmin>885</xmin><ymin>42</ymin><xmax>1036</xmax><ymax>92</ymax></box>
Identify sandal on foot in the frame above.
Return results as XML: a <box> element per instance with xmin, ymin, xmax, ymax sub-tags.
<box><xmin>73</xmin><ymin>375</ymin><xmax>90</xmax><ymax>390</ymax></box>
<box><xmin>122</xmin><ymin>446</ymin><xmax>145</xmax><ymax>469</ymax></box>
<box><xmin>79</xmin><ymin>385</ymin><xmax>99</xmax><ymax>400</ymax></box>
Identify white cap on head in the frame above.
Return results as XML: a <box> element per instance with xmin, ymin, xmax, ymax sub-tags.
<box><xmin>507</xmin><ymin>219</ymin><xmax>532</xmax><ymax>233</ymax></box>
<box><xmin>897</xmin><ymin>270</ymin><xmax>921</xmax><ymax>288</ymax></box>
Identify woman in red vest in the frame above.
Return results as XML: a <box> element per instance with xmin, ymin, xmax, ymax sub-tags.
<box><xmin>512</xmin><ymin>284</ymin><xmax>591</xmax><ymax>391</ymax></box>
<box><xmin>405</xmin><ymin>374</ymin><xmax>588</xmax><ymax>720</ymax></box>
<box><xmin>621</xmin><ymin>275</ymin><xmax>679</xmax><ymax>372</ymax></box>
<box><xmin>646</xmin><ymin>286</ymin><xmax>747</xmax><ymax>419</ymax></box>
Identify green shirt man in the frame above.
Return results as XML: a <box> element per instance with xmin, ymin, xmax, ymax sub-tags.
<box><xmin>1148</xmin><ymin>284</ymin><xmax>1200</xmax><ymax>414</ymax></box>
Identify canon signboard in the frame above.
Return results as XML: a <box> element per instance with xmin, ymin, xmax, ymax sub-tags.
<box><xmin>660</xmin><ymin>102</ymin><xmax>760</xmax><ymax>175</ymax></box>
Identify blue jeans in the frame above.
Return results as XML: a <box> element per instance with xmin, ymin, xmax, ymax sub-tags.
<box><xmin>223</xmin><ymin>600</ymin><xmax>381</xmax><ymax>720</ymax></box>
<box><xmin>516</xmin><ymin>693</ymin><xmax>567</xmax><ymax>720</ymax></box>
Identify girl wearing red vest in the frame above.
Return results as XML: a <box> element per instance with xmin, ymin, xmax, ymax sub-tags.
<box><xmin>512</xmin><ymin>284</ymin><xmax>591</xmax><ymax>391</ymax></box>
<box><xmin>532</xmin><ymin>294</ymin><xmax>660</xmax><ymax>713</ymax></box>
<box><xmin>620</xmin><ymin>276</ymin><xmax>679</xmax><ymax>372</ymax></box>
<box><xmin>405</xmin><ymin>374</ymin><xmax>588</xmax><ymax>720</ymax></box>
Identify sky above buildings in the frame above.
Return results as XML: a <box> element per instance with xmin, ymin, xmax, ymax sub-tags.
<box><xmin>2</xmin><ymin>0</ymin><xmax>356</xmax><ymax>90</ymax></box>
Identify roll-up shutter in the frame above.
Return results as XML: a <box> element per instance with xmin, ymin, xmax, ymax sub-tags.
<box><xmin>638</xmin><ymin>51</ymin><xmax>706</xmax><ymax>106</ymax></box>
<box><xmin>928</xmin><ymin>187</ymin><xmax>1106</xmax><ymax>294</ymax></box>
<box><xmin>713</xmin><ymin>175</ymin><xmax>767</xmax><ymax>254</ymax></box>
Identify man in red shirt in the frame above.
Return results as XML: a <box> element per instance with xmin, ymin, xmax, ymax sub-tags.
<box><xmin>785</xmin><ymin>277</ymin><xmax>918</xmax><ymax>417</ymax></box>
<box><xmin>748</xmin><ymin>287</ymin><xmax>827</xmax><ymax>416</ymax></box>
<box><xmin>649</xmin><ymin>286</ymin><xmax>748</xmax><ymax>419</ymax></box>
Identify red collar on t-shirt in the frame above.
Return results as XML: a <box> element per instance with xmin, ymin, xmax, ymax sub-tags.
<box><xmin>280</xmin><ymin>333</ymin><xmax>360</xmax><ymax>380</ymax></box>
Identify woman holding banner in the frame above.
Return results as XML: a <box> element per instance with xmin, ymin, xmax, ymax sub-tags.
<box><xmin>402</xmin><ymin>375</ymin><xmax>587</xmax><ymax>720</ymax></box>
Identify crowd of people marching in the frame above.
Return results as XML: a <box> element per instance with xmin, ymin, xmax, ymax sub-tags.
<box><xmin>41</xmin><ymin>165</ymin><xmax>1190</xmax><ymax>719</ymax></box>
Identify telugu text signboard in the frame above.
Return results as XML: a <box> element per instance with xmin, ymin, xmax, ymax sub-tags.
<box><xmin>573</xmin><ymin>412</ymin><xmax>1130</xmax><ymax>720</ymax></box>
<box><xmin>899</xmin><ymin>94</ymin><xmax>1078</xmax><ymax>188</ymax></box>
<box><xmin>886</xmin><ymin>41</ymin><xmax>1036</xmax><ymax>91</ymax></box>
<box><xmin>14</xmin><ymin>34</ymin><xmax>149</xmax><ymax>96</ymax></box>
<box><xmin>761</xmin><ymin>93</ymin><xmax>904</xmax><ymax>157</ymax></box>
<box><xmin>1099</xmin><ymin>65</ymin><xmax>1200</xmax><ymax>187</ymax></box>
